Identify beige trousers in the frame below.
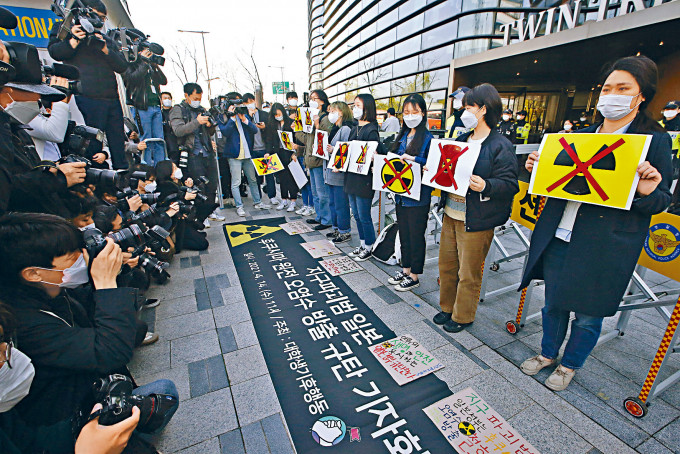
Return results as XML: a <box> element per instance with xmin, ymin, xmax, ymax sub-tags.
<box><xmin>438</xmin><ymin>215</ymin><xmax>494</xmax><ymax>324</ymax></box>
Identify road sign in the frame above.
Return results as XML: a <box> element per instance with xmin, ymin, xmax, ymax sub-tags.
<box><xmin>272</xmin><ymin>81</ymin><xmax>290</xmax><ymax>94</ymax></box>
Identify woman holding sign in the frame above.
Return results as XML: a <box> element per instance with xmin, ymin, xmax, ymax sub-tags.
<box><xmin>434</xmin><ymin>84</ymin><xmax>519</xmax><ymax>333</ymax></box>
<box><xmin>387</xmin><ymin>94</ymin><xmax>433</xmax><ymax>291</ymax></box>
<box><xmin>520</xmin><ymin>56</ymin><xmax>673</xmax><ymax>391</ymax></box>
<box><xmin>264</xmin><ymin>103</ymin><xmax>299</xmax><ymax>212</ymax></box>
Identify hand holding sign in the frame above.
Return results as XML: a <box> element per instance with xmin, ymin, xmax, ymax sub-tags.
<box><xmin>329</xmin><ymin>142</ymin><xmax>351</xmax><ymax>172</ymax></box>
<box><xmin>372</xmin><ymin>152</ymin><xmax>422</xmax><ymax>200</ymax></box>
<box><xmin>312</xmin><ymin>130</ymin><xmax>330</xmax><ymax>160</ymax></box>
<box><xmin>422</xmin><ymin>139</ymin><xmax>481</xmax><ymax>196</ymax></box>
<box><xmin>278</xmin><ymin>130</ymin><xmax>295</xmax><ymax>151</ymax></box>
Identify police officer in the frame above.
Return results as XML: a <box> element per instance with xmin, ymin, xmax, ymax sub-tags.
<box><xmin>574</xmin><ymin>112</ymin><xmax>591</xmax><ymax>130</ymax></box>
<box><xmin>660</xmin><ymin>101</ymin><xmax>680</xmax><ymax>181</ymax></box>
<box><xmin>445</xmin><ymin>86</ymin><xmax>469</xmax><ymax>139</ymax></box>
<box><xmin>497</xmin><ymin>108</ymin><xmax>517</xmax><ymax>143</ymax></box>
<box><xmin>515</xmin><ymin>110</ymin><xmax>530</xmax><ymax>144</ymax></box>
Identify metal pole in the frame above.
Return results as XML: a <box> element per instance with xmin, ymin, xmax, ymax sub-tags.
<box><xmin>200</xmin><ymin>32</ymin><xmax>212</xmax><ymax>100</ymax></box>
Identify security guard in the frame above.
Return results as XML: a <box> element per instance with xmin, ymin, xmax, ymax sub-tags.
<box><xmin>660</xmin><ymin>101</ymin><xmax>680</xmax><ymax>179</ymax></box>
<box><xmin>573</xmin><ymin>112</ymin><xmax>591</xmax><ymax>130</ymax></box>
<box><xmin>497</xmin><ymin>108</ymin><xmax>517</xmax><ymax>143</ymax></box>
<box><xmin>445</xmin><ymin>86</ymin><xmax>470</xmax><ymax>139</ymax></box>
<box><xmin>515</xmin><ymin>110</ymin><xmax>530</xmax><ymax>144</ymax></box>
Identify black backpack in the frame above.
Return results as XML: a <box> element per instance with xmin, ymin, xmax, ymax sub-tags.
<box><xmin>371</xmin><ymin>222</ymin><xmax>401</xmax><ymax>265</ymax></box>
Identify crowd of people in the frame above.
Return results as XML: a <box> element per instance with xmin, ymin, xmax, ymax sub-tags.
<box><xmin>0</xmin><ymin>0</ymin><xmax>679</xmax><ymax>451</ymax></box>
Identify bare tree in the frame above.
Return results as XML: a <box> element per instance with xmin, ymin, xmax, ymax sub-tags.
<box><xmin>169</xmin><ymin>43</ymin><xmax>203</xmax><ymax>85</ymax></box>
<box><xmin>237</xmin><ymin>40</ymin><xmax>264</xmax><ymax>93</ymax></box>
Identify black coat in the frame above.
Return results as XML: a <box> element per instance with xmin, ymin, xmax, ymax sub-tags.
<box><xmin>519</xmin><ymin>123</ymin><xmax>673</xmax><ymax>317</ymax></box>
<box><xmin>344</xmin><ymin>122</ymin><xmax>383</xmax><ymax>199</ymax></box>
<box><xmin>437</xmin><ymin>129</ymin><xmax>519</xmax><ymax>231</ymax></box>
<box><xmin>6</xmin><ymin>285</ymin><xmax>137</xmax><ymax>426</ymax></box>
<box><xmin>122</xmin><ymin>60</ymin><xmax>167</xmax><ymax>110</ymax></box>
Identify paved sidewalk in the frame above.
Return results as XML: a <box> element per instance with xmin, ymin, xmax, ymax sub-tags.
<box><xmin>130</xmin><ymin>196</ymin><xmax>680</xmax><ymax>454</ymax></box>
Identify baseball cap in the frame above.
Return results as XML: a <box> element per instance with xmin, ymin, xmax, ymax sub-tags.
<box><xmin>503</xmin><ymin>109</ymin><xmax>512</xmax><ymax>115</ymax></box>
<box><xmin>449</xmin><ymin>86</ymin><xmax>470</xmax><ymax>100</ymax></box>
<box><xmin>517</xmin><ymin>110</ymin><xmax>527</xmax><ymax>116</ymax></box>
<box><xmin>664</xmin><ymin>101</ymin><xmax>679</xmax><ymax>110</ymax></box>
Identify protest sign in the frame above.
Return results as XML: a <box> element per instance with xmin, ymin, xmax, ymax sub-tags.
<box><xmin>347</xmin><ymin>141</ymin><xmax>378</xmax><ymax>175</ymax></box>
<box><xmin>372</xmin><ymin>153</ymin><xmax>421</xmax><ymax>201</ymax></box>
<box><xmin>289</xmin><ymin>159</ymin><xmax>309</xmax><ymax>188</ymax></box>
<box><xmin>293</xmin><ymin>108</ymin><xmax>303</xmax><ymax>132</ymax></box>
<box><xmin>278</xmin><ymin>130</ymin><xmax>295</xmax><ymax>151</ymax></box>
<box><xmin>301</xmin><ymin>239</ymin><xmax>342</xmax><ymax>258</ymax></box>
<box><xmin>300</xmin><ymin>107</ymin><xmax>319</xmax><ymax>133</ymax></box>
<box><xmin>280</xmin><ymin>221</ymin><xmax>315</xmax><ymax>235</ymax></box>
<box><xmin>369</xmin><ymin>335</ymin><xmax>444</xmax><ymax>386</ymax></box>
<box><xmin>638</xmin><ymin>212</ymin><xmax>680</xmax><ymax>282</ymax></box>
<box><xmin>329</xmin><ymin>142</ymin><xmax>351</xmax><ymax>172</ymax></box>
<box><xmin>319</xmin><ymin>256</ymin><xmax>363</xmax><ymax>276</ymax></box>
<box><xmin>312</xmin><ymin>130</ymin><xmax>330</xmax><ymax>160</ymax></box>
<box><xmin>510</xmin><ymin>180</ymin><xmax>544</xmax><ymax>231</ymax></box>
<box><xmin>529</xmin><ymin>133</ymin><xmax>651</xmax><ymax>210</ymax></box>
<box><xmin>252</xmin><ymin>154</ymin><xmax>284</xmax><ymax>176</ymax></box>
<box><xmin>422</xmin><ymin>139</ymin><xmax>481</xmax><ymax>196</ymax></box>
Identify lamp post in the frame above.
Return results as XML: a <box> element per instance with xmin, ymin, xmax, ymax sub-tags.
<box><xmin>269</xmin><ymin>65</ymin><xmax>285</xmax><ymax>103</ymax></box>
<box><xmin>178</xmin><ymin>30</ymin><xmax>213</xmax><ymax>99</ymax></box>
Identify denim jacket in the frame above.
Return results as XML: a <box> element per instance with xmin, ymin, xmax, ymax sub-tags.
<box><xmin>394</xmin><ymin>130</ymin><xmax>433</xmax><ymax>207</ymax></box>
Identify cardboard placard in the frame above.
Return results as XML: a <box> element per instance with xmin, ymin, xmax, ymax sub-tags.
<box><xmin>252</xmin><ymin>154</ymin><xmax>284</xmax><ymax>176</ymax></box>
<box><xmin>329</xmin><ymin>141</ymin><xmax>351</xmax><ymax>172</ymax></box>
<box><xmin>369</xmin><ymin>335</ymin><xmax>444</xmax><ymax>386</ymax></box>
<box><xmin>292</xmin><ymin>108</ymin><xmax>303</xmax><ymax>132</ymax></box>
<box><xmin>422</xmin><ymin>139</ymin><xmax>481</xmax><ymax>196</ymax></box>
<box><xmin>319</xmin><ymin>256</ymin><xmax>363</xmax><ymax>276</ymax></box>
<box><xmin>299</xmin><ymin>107</ymin><xmax>319</xmax><ymax>134</ymax></box>
<box><xmin>510</xmin><ymin>180</ymin><xmax>544</xmax><ymax>231</ymax></box>
<box><xmin>347</xmin><ymin>141</ymin><xmax>378</xmax><ymax>175</ymax></box>
<box><xmin>289</xmin><ymin>159</ymin><xmax>309</xmax><ymax>189</ymax></box>
<box><xmin>312</xmin><ymin>130</ymin><xmax>330</xmax><ymax>160</ymax></box>
<box><xmin>301</xmin><ymin>239</ymin><xmax>343</xmax><ymax>258</ymax></box>
<box><xmin>638</xmin><ymin>211</ymin><xmax>680</xmax><ymax>282</ymax></box>
<box><xmin>278</xmin><ymin>130</ymin><xmax>295</xmax><ymax>151</ymax></box>
<box><xmin>372</xmin><ymin>153</ymin><xmax>422</xmax><ymax>201</ymax></box>
<box><xmin>529</xmin><ymin>133</ymin><xmax>651</xmax><ymax>210</ymax></box>
<box><xmin>280</xmin><ymin>221</ymin><xmax>315</xmax><ymax>235</ymax></box>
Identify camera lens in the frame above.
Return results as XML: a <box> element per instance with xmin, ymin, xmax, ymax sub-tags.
<box><xmin>109</xmin><ymin>224</ymin><xmax>144</xmax><ymax>250</ymax></box>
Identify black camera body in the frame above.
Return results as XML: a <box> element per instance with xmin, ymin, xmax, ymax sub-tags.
<box><xmin>52</xmin><ymin>1</ymin><xmax>106</xmax><ymax>50</ymax></box>
<box><xmin>180</xmin><ymin>185</ymin><xmax>208</xmax><ymax>203</ymax></box>
<box><xmin>61</xmin><ymin>154</ymin><xmax>122</xmax><ymax>189</ymax></box>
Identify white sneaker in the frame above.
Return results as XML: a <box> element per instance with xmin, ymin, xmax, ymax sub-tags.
<box><xmin>236</xmin><ymin>207</ymin><xmax>246</xmax><ymax>217</ymax></box>
<box><xmin>270</xmin><ymin>197</ymin><xmax>281</xmax><ymax>205</ymax></box>
<box><xmin>307</xmin><ymin>207</ymin><xmax>316</xmax><ymax>217</ymax></box>
<box><xmin>203</xmin><ymin>218</ymin><xmax>211</xmax><ymax>229</ymax></box>
<box><xmin>254</xmin><ymin>202</ymin><xmax>271</xmax><ymax>209</ymax></box>
<box><xmin>209</xmin><ymin>211</ymin><xmax>225</xmax><ymax>221</ymax></box>
<box><xmin>287</xmin><ymin>202</ymin><xmax>297</xmax><ymax>212</ymax></box>
<box><xmin>276</xmin><ymin>200</ymin><xmax>288</xmax><ymax>210</ymax></box>
<box><xmin>295</xmin><ymin>206</ymin><xmax>307</xmax><ymax>215</ymax></box>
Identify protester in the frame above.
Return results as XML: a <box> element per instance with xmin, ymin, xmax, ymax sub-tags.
<box><xmin>47</xmin><ymin>0</ymin><xmax>129</xmax><ymax>169</ymax></box>
<box><xmin>303</xmin><ymin>89</ymin><xmax>333</xmax><ymax>230</ymax></box>
<box><xmin>325</xmin><ymin>101</ymin><xmax>353</xmax><ymax>243</ymax></box>
<box><xmin>345</xmin><ymin>93</ymin><xmax>382</xmax><ymax>261</ymax></box>
<box><xmin>434</xmin><ymin>83</ymin><xmax>519</xmax><ymax>333</ymax></box>
<box><xmin>294</xmin><ymin>157</ymin><xmax>315</xmax><ymax>216</ymax></box>
<box><xmin>445</xmin><ymin>86</ymin><xmax>470</xmax><ymax>138</ymax></box>
<box><xmin>520</xmin><ymin>55</ymin><xmax>673</xmax><ymax>391</ymax></box>
<box><xmin>381</xmin><ymin>107</ymin><xmax>400</xmax><ymax>133</ymax></box>
<box><xmin>244</xmin><ymin>93</ymin><xmax>280</xmax><ymax>206</ymax></box>
<box><xmin>286</xmin><ymin>91</ymin><xmax>299</xmax><ymax>119</ymax></box>
<box><xmin>560</xmin><ymin>119</ymin><xmax>575</xmax><ymax>133</ymax></box>
<box><xmin>385</xmin><ymin>94</ymin><xmax>434</xmax><ymax>291</ymax></box>
<box><xmin>264</xmin><ymin>103</ymin><xmax>299</xmax><ymax>211</ymax></box>
<box><xmin>160</xmin><ymin>92</ymin><xmax>180</xmax><ymax>163</ymax></box>
<box><xmin>497</xmin><ymin>108</ymin><xmax>517</xmax><ymax>143</ymax></box>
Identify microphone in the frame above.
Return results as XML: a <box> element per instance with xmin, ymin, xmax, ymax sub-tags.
<box><xmin>0</xmin><ymin>7</ymin><xmax>18</xmax><ymax>30</ymax></box>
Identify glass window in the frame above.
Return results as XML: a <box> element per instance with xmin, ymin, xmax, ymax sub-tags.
<box><xmin>369</xmin><ymin>81</ymin><xmax>391</xmax><ymax>99</ymax></box>
<box><xmin>454</xmin><ymin>0</ymin><xmax>497</xmax><ymax>58</ymax></box>
<box><xmin>360</xmin><ymin>20</ymin><xmax>377</xmax><ymax>42</ymax></box>
<box><xmin>374</xmin><ymin>47</ymin><xmax>394</xmax><ymax>67</ymax></box>
<box><xmin>345</xmin><ymin>62</ymin><xmax>359</xmax><ymax>80</ymax></box>
<box><xmin>398</xmin><ymin>0</ymin><xmax>427</xmax><ymax>19</ymax></box>
<box><xmin>375</xmin><ymin>27</ymin><xmax>396</xmax><ymax>50</ymax></box>
<box><xmin>359</xmin><ymin>65</ymin><xmax>392</xmax><ymax>86</ymax></box>
<box><xmin>377</xmin><ymin>8</ymin><xmax>398</xmax><ymax>31</ymax></box>
<box><xmin>396</xmin><ymin>14</ymin><xmax>424</xmax><ymax>40</ymax></box>
<box><xmin>362</xmin><ymin>4</ymin><xmax>379</xmax><ymax>23</ymax></box>
<box><xmin>419</xmin><ymin>68</ymin><xmax>449</xmax><ymax>91</ymax></box>
<box><xmin>379</xmin><ymin>0</ymin><xmax>400</xmax><ymax>13</ymax></box>
<box><xmin>392</xmin><ymin>56</ymin><xmax>419</xmax><ymax>79</ymax></box>
<box><xmin>395</xmin><ymin>36</ymin><xmax>421</xmax><ymax>59</ymax></box>
<box><xmin>359</xmin><ymin>39</ymin><xmax>376</xmax><ymax>58</ymax></box>
<box><xmin>422</xmin><ymin>21</ymin><xmax>458</xmax><ymax>50</ymax></box>
<box><xmin>418</xmin><ymin>46</ymin><xmax>453</xmax><ymax>71</ymax></box>
<box><xmin>424</xmin><ymin>0</ymin><xmax>462</xmax><ymax>27</ymax></box>
<box><xmin>391</xmin><ymin>76</ymin><xmax>417</xmax><ymax>97</ymax></box>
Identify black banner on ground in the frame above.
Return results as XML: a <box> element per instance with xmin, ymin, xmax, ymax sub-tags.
<box><xmin>224</xmin><ymin>218</ymin><xmax>454</xmax><ymax>453</ymax></box>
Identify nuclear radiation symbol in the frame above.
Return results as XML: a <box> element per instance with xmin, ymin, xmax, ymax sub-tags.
<box><xmin>280</xmin><ymin>132</ymin><xmax>293</xmax><ymax>150</ymax></box>
<box><xmin>225</xmin><ymin>224</ymin><xmax>281</xmax><ymax>247</ymax></box>
<box><xmin>256</xmin><ymin>157</ymin><xmax>273</xmax><ymax>174</ymax></box>
<box><xmin>381</xmin><ymin>158</ymin><xmax>414</xmax><ymax>195</ymax></box>
<box><xmin>316</xmin><ymin>132</ymin><xmax>325</xmax><ymax>156</ymax></box>
<box><xmin>458</xmin><ymin>421</ymin><xmax>476</xmax><ymax>436</ymax></box>
<box><xmin>549</xmin><ymin>137</ymin><xmax>624</xmax><ymax>201</ymax></box>
<box><xmin>305</xmin><ymin>109</ymin><xmax>312</xmax><ymax>125</ymax></box>
<box><xmin>356</xmin><ymin>144</ymin><xmax>368</xmax><ymax>164</ymax></box>
<box><xmin>334</xmin><ymin>143</ymin><xmax>349</xmax><ymax>169</ymax></box>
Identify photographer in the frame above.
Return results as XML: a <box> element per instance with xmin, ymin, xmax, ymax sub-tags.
<box><xmin>160</xmin><ymin>91</ymin><xmax>179</xmax><ymax>163</ymax></box>
<box><xmin>122</xmin><ymin>43</ymin><xmax>167</xmax><ymax>167</ymax></box>
<box><xmin>0</xmin><ymin>213</ymin><xmax>178</xmax><ymax>434</ymax></box>
<box><xmin>26</xmin><ymin>77</ymin><xmax>72</xmax><ymax>161</ymax></box>
<box><xmin>48</xmin><ymin>0</ymin><xmax>130</xmax><ymax>170</ymax></box>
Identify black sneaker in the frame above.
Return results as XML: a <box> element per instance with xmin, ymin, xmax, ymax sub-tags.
<box><xmin>443</xmin><ymin>319</ymin><xmax>473</xmax><ymax>333</ymax></box>
<box><xmin>349</xmin><ymin>246</ymin><xmax>363</xmax><ymax>257</ymax></box>
<box><xmin>313</xmin><ymin>224</ymin><xmax>331</xmax><ymax>231</ymax></box>
<box><xmin>142</xmin><ymin>298</ymin><xmax>160</xmax><ymax>309</ymax></box>
<box><xmin>354</xmin><ymin>247</ymin><xmax>372</xmax><ymax>262</ymax></box>
<box><xmin>387</xmin><ymin>271</ymin><xmax>408</xmax><ymax>285</ymax></box>
<box><xmin>326</xmin><ymin>230</ymin><xmax>339</xmax><ymax>239</ymax></box>
<box><xmin>306</xmin><ymin>219</ymin><xmax>321</xmax><ymax>225</ymax></box>
<box><xmin>333</xmin><ymin>232</ymin><xmax>351</xmax><ymax>244</ymax></box>
<box><xmin>433</xmin><ymin>311</ymin><xmax>452</xmax><ymax>325</ymax></box>
<box><xmin>395</xmin><ymin>276</ymin><xmax>419</xmax><ymax>292</ymax></box>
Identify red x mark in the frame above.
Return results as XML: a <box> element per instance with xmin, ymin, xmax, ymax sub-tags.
<box><xmin>382</xmin><ymin>158</ymin><xmax>413</xmax><ymax>195</ymax></box>
<box><xmin>334</xmin><ymin>144</ymin><xmax>348</xmax><ymax>169</ymax></box>
<box><xmin>545</xmin><ymin>137</ymin><xmax>625</xmax><ymax>202</ymax></box>
<box><xmin>259</xmin><ymin>156</ymin><xmax>274</xmax><ymax>174</ymax></box>
<box><xmin>430</xmin><ymin>143</ymin><xmax>469</xmax><ymax>190</ymax></box>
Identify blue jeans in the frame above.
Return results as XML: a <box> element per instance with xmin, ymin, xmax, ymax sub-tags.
<box><xmin>540</xmin><ymin>238</ymin><xmax>604</xmax><ymax>369</ymax></box>
<box><xmin>251</xmin><ymin>149</ymin><xmax>276</xmax><ymax>200</ymax></box>
<box><xmin>348</xmin><ymin>193</ymin><xmax>376</xmax><ymax>246</ymax></box>
<box><xmin>133</xmin><ymin>379</ymin><xmax>179</xmax><ymax>433</ymax></box>
<box><xmin>298</xmin><ymin>159</ymin><xmax>312</xmax><ymax>206</ymax></box>
<box><xmin>329</xmin><ymin>185</ymin><xmax>351</xmax><ymax>233</ymax></box>
<box><xmin>228</xmin><ymin>158</ymin><xmax>261</xmax><ymax>207</ymax></box>
<box><xmin>130</xmin><ymin>106</ymin><xmax>166</xmax><ymax>166</ymax></box>
<box><xmin>309</xmin><ymin>166</ymin><xmax>331</xmax><ymax>225</ymax></box>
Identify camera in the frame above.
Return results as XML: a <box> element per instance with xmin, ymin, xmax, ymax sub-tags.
<box><xmin>83</xmin><ymin>224</ymin><xmax>145</xmax><ymax>258</ymax></box>
<box><xmin>161</xmin><ymin>194</ymin><xmax>194</xmax><ymax>218</ymax></box>
<box><xmin>223</xmin><ymin>98</ymin><xmax>247</xmax><ymax>117</ymax></box>
<box><xmin>61</xmin><ymin>121</ymin><xmax>105</xmax><ymax>157</ymax></box>
<box><xmin>180</xmin><ymin>186</ymin><xmax>208</xmax><ymax>203</ymax></box>
<box><xmin>61</xmin><ymin>154</ymin><xmax>122</xmax><ymax>189</ymax></box>
<box><xmin>52</xmin><ymin>0</ymin><xmax>106</xmax><ymax>50</ymax></box>
<box><xmin>74</xmin><ymin>374</ymin><xmax>177</xmax><ymax>435</ymax></box>
<box><xmin>43</xmin><ymin>63</ymin><xmax>81</xmax><ymax>95</ymax></box>
<box><xmin>140</xmin><ymin>42</ymin><xmax>165</xmax><ymax>66</ymax></box>
<box><xmin>138</xmin><ymin>252</ymin><xmax>170</xmax><ymax>283</ymax></box>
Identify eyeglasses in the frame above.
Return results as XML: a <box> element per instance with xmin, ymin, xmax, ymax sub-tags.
<box><xmin>0</xmin><ymin>341</ymin><xmax>12</xmax><ymax>369</ymax></box>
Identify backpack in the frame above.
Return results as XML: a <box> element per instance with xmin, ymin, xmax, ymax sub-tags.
<box><xmin>371</xmin><ymin>222</ymin><xmax>401</xmax><ymax>265</ymax></box>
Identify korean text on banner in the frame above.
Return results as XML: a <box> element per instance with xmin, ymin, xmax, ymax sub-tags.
<box><xmin>528</xmin><ymin>133</ymin><xmax>651</xmax><ymax>210</ymax></box>
<box><xmin>312</xmin><ymin>130</ymin><xmax>330</xmax><ymax>160</ymax></box>
<box><xmin>372</xmin><ymin>153</ymin><xmax>422</xmax><ymax>201</ymax></box>
<box><xmin>329</xmin><ymin>142</ymin><xmax>351</xmax><ymax>172</ymax></box>
<box><xmin>252</xmin><ymin>154</ymin><xmax>284</xmax><ymax>176</ymax></box>
<box><xmin>638</xmin><ymin>211</ymin><xmax>680</xmax><ymax>282</ymax></box>
<box><xmin>422</xmin><ymin>139</ymin><xmax>481</xmax><ymax>196</ymax></box>
<box><xmin>347</xmin><ymin>141</ymin><xmax>378</xmax><ymax>175</ymax></box>
<box><xmin>278</xmin><ymin>130</ymin><xmax>295</xmax><ymax>151</ymax></box>
<box><xmin>288</xmin><ymin>159</ymin><xmax>309</xmax><ymax>189</ymax></box>
<box><xmin>511</xmin><ymin>180</ymin><xmax>544</xmax><ymax>231</ymax></box>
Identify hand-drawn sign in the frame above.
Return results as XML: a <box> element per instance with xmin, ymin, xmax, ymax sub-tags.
<box><xmin>252</xmin><ymin>154</ymin><xmax>284</xmax><ymax>176</ymax></box>
<box><xmin>510</xmin><ymin>180</ymin><xmax>544</xmax><ymax>231</ymax></box>
<box><xmin>529</xmin><ymin>133</ymin><xmax>651</xmax><ymax>210</ymax></box>
<box><xmin>423</xmin><ymin>139</ymin><xmax>481</xmax><ymax>197</ymax></box>
<box><xmin>639</xmin><ymin>212</ymin><xmax>680</xmax><ymax>282</ymax></box>
<box><xmin>372</xmin><ymin>153</ymin><xmax>422</xmax><ymax>200</ymax></box>
<box><xmin>305</xmin><ymin>109</ymin><xmax>313</xmax><ymax>126</ymax></box>
<box><xmin>369</xmin><ymin>334</ymin><xmax>444</xmax><ymax>386</ymax></box>
<box><xmin>312</xmin><ymin>130</ymin><xmax>329</xmax><ymax>160</ymax></box>
<box><xmin>329</xmin><ymin>141</ymin><xmax>350</xmax><ymax>172</ymax></box>
<box><xmin>278</xmin><ymin>130</ymin><xmax>294</xmax><ymax>151</ymax></box>
<box><xmin>347</xmin><ymin>140</ymin><xmax>378</xmax><ymax>175</ymax></box>
<box><xmin>293</xmin><ymin>108</ymin><xmax>303</xmax><ymax>132</ymax></box>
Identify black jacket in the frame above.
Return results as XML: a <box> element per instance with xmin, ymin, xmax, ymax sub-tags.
<box><xmin>519</xmin><ymin>122</ymin><xmax>673</xmax><ymax>317</ymax></box>
<box><xmin>344</xmin><ymin>122</ymin><xmax>383</xmax><ymax>199</ymax></box>
<box><xmin>122</xmin><ymin>60</ymin><xmax>167</xmax><ymax>110</ymax></box>
<box><xmin>497</xmin><ymin>120</ymin><xmax>517</xmax><ymax>144</ymax></box>
<box><xmin>162</xmin><ymin>107</ymin><xmax>180</xmax><ymax>163</ymax></box>
<box><xmin>48</xmin><ymin>28</ymin><xmax>128</xmax><ymax>99</ymax></box>
<box><xmin>437</xmin><ymin>129</ymin><xmax>519</xmax><ymax>231</ymax></box>
<box><xmin>661</xmin><ymin>115</ymin><xmax>680</xmax><ymax>131</ymax></box>
<box><xmin>6</xmin><ymin>284</ymin><xmax>137</xmax><ymax>426</ymax></box>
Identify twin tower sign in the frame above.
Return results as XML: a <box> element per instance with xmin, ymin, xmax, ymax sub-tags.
<box><xmin>499</xmin><ymin>0</ymin><xmax>665</xmax><ymax>46</ymax></box>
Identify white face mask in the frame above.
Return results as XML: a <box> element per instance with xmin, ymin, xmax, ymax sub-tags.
<box><xmin>502</xmin><ymin>115</ymin><xmax>511</xmax><ymax>122</ymax></box>
<box><xmin>79</xmin><ymin>222</ymin><xmax>96</xmax><ymax>231</ymax></box>
<box><xmin>564</xmin><ymin>124</ymin><xmax>572</xmax><ymax>131</ymax></box>
<box><xmin>263</xmin><ymin>107</ymin><xmax>271</xmax><ymax>112</ymax></box>
<box><xmin>403</xmin><ymin>114</ymin><xmax>422</xmax><ymax>129</ymax></box>
<box><xmin>0</xmin><ymin>345</ymin><xmax>35</xmax><ymax>413</ymax></box>
<box><xmin>596</xmin><ymin>93</ymin><xmax>642</xmax><ymax>121</ymax></box>
<box><xmin>452</xmin><ymin>99</ymin><xmax>463</xmax><ymax>110</ymax></box>
<box><xmin>309</xmin><ymin>100</ymin><xmax>319</xmax><ymax>110</ymax></box>
<box><xmin>246</xmin><ymin>103</ymin><xmax>256</xmax><ymax>110</ymax></box>
<box><xmin>353</xmin><ymin>106</ymin><xmax>363</xmax><ymax>120</ymax></box>
<box><xmin>288</xmin><ymin>99</ymin><xmax>298</xmax><ymax>107</ymax></box>
<box><xmin>663</xmin><ymin>109</ymin><xmax>677</xmax><ymax>119</ymax></box>
<box><xmin>4</xmin><ymin>98</ymin><xmax>41</xmax><ymax>124</ymax></box>
<box><xmin>580</xmin><ymin>117</ymin><xmax>587</xmax><ymax>121</ymax></box>
<box><xmin>174</xmin><ymin>168</ymin><xmax>183</xmax><ymax>180</ymax></box>
<box><xmin>461</xmin><ymin>109</ymin><xmax>482</xmax><ymax>130</ymax></box>
<box><xmin>328</xmin><ymin>112</ymin><xmax>339</xmax><ymax>124</ymax></box>
<box><xmin>189</xmin><ymin>100</ymin><xmax>201</xmax><ymax>109</ymax></box>
<box><xmin>36</xmin><ymin>253</ymin><xmax>89</xmax><ymax>289</ymax></box>
<box><xmin>162</xmin><ymin>99</ymin><xmax>172</xmax><ymax>108</ymax></box>
<box><xmin>275</xmin><ymin>115</ymin><xmax>284</xmax><ymax>122</ymax></box>
<box><xmin>144</xmin><ymin>181</ymin><xmax>157</xmax><ymax>193</ymax></box>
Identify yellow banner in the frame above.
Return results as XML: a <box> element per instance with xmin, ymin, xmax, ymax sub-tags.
<box><xmin>529</xmin><ymin>133</ymin><xmax>651</xmax><ymax>210</ymax></box>
<box><xmin>638</xmin><ymin>212</ymin><xmax>680</xmax><ymax>282</ymax></box>
<box><xmin>511</xmin><ymin>180</ymin><xmax>544</xmax><ymax>231</ymax></box>
<box><xmin>252</xmin><ymin>154</ymin><xmax>283</xmax><ymax>176</ymax></box>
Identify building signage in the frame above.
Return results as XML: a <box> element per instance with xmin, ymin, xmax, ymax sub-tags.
<box><xmin>0</xmin><ymin>6</ymin><xmax>61</xmax><ymax>49</ymax></box>
<box><xmin>500</xmin><ymin>0</ymin><xmax>664</xmax><ymax>46</ymax></box>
